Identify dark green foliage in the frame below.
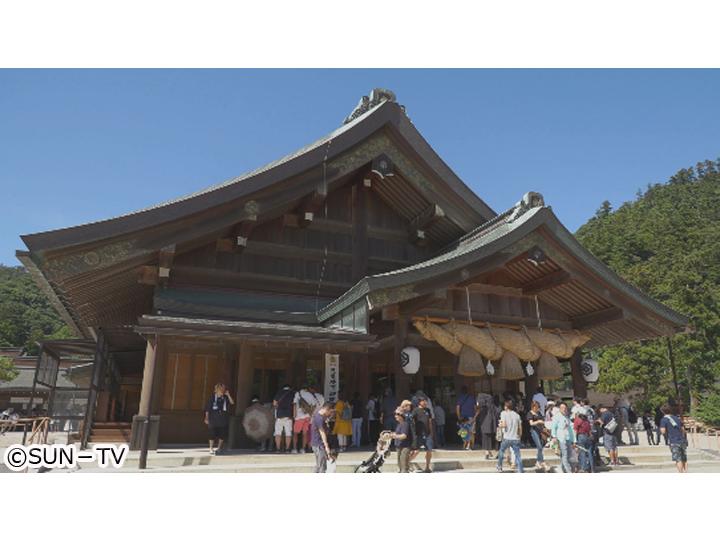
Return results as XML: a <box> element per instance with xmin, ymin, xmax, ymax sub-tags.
<box><xmin>576</xmin><ymin>159</ymin><xmax>720</xmax><ymax>414</ymax></box>
<box><xmin>695</xmin><ymin>391</ymin><xmax>720</xmax><ymax>426</ymax></box>
<box><xmin>0</xmin><ymin>355</ymin><xmax>19</xmax><ymax>383</ymax></box>
<box><xmin>0</xmin><ymin>265</ymin><xmax>74</xmax><ymax>354</ymax></box>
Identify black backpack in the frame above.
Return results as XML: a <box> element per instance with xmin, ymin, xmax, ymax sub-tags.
<box><xmin>627</xmin><ymin>407</ymin><xmax>638</xmax><ymax>424</ymax></box>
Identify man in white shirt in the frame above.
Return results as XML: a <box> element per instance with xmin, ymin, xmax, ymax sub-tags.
<box><xmin>292</xmin><ymin>383</ymin><xmax>324</xmax><ymax>453</ymax></box>
<box><xmin>497</xmin><ymin>399</ymin><xmax>524</xmax><ymax>473</ymax></box>
<box><xmin>532</xmin><ymin>386</ymin><xmax>548</xmax><ymax>417</ymax></box>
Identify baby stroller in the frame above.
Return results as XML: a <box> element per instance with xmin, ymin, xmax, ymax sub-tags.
<box><xmin>354</xmin><ymin>430</ymin><xmax>394</xmax><ymax>473</ymax></box>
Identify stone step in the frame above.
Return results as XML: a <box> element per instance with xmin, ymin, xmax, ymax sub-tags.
<box><xmin>109</xmin><ymin>447</ymin><xmax>710</xmax><ymax>472</ymax></box>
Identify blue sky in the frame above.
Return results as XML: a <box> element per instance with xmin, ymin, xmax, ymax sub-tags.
<box><xmin>1</xmin><ymin>69</ymin><xmax>719</xmax><ymax>267</ymax></box>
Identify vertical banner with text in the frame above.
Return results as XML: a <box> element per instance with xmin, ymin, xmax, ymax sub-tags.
<box><xmin>324</xmin><ymin>353</ymin><xmax>339</xmax><ymax>403</ymax></box>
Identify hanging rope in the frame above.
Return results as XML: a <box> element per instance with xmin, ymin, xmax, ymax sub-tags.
<box><xmin>314</xmin><ymin>139</ymin><xmax>333</xmax><ymax>313</ymax></box>
<box><xmin>534</xmin><ymin>294</ymin><xmax>542</xmax><ymax>331</ymax></box>
<box><xmin>465</xmin><ymin>286</ymin><xmax>473</xmax><ymax>325</ymax></box>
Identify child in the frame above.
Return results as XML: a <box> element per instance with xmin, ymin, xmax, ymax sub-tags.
<box><xmin>458</xmin><ymin>417</ymin><xmax>474</xmax><ymax>450</ymax></box>
<box><xmin>642</xmin><ymin>410</ymin><xmax>656</xmax><ymax>445</ymax></box>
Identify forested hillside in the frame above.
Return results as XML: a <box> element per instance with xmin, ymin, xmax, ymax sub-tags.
<box><xmin>0</xmin><ymin>264</ymin><xmax>73</xmax><ymax>354</ymax></box>
<box><xmin>576</xmin><ymin>159</ymin><xmax>720</xmax><ymax>423</ymax></box>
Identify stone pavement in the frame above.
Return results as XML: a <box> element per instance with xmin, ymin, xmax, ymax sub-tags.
<box><xmin>3</xmin><ymin>428</ymin><xmax>720</xmax><ymax>473</ymax></box>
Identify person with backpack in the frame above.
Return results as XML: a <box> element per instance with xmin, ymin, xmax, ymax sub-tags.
<box><xmin>272</xmin><ymin>383</ymin><xmax>294</xmax><ymax>453</ymax></box>
<box><xmin>659</xmin><ymin>404</ymin><xmax>688</xmax><ymax>472</ymax></box>
<box><xmin>292</xmin><ymin>382</ymin><xmax>324</xmax><ymax>454</ymax></box>
<box><xmin>333</xmin><ymin>391</ymin><xmax>353</xmax><ymax>452</ymax></box>
<box><xmin>599</xmin><ymin>404</ymin><xmax>619</xmax><ymax>466</ymax></box>
<box><xmin>573</xmin><ymin>411</ymin><xmax>594</xmax><ymax>472</ymax></box>
<box><xmin>496</xmin><ymin>399</ymin><xmax>524</xmax><ymax>473</ymax></box>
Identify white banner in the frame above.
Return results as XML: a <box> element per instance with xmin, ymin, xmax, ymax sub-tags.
<box><xmin>581</xmin><ymin>358</ymin><xmax>599</xmax><ymax>383</ymax></box>
<box><xmin>324</xmin><ymin>353</ymin><xmax>340</xmax><ymax>403</ymax></box>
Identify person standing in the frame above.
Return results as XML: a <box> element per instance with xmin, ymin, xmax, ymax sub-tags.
<box><xmin>410</xmin><ymin>396</ymin><xmax>434</xmax><ymax>473</ymax></box>
<box><xmin>496</xmin><ymin>399</ymin><xmax>523</xmax><ymax>473</ymax></box>
<box><xmin>455</xmin><ymin>386</ymin><xmax>477</xmax><ymax>445</ymax></box>
<box><xmin>477</xmin><ymin>393</ymin><xmax>498</xmax><ymax>459</ymax></box>
<box><xmin>655</xmin><ymin>405</ymin><xmax>668</xmax><ymax>445</ymax></box>
<box><xmin>366</xmin><ymin>393</ymin><xmax>380</xmax><ymax>444</ymax></box>
<box><xmin>551</xmin><ymin>402</ymin><xmax>576</xmax><ymax>473</ymax></box>
<box><xmin>380</xmin><ymin>388</ymin><xmax>398</xmax><ymax>432</ymax></box>
<box><xmin>272</xmin><ymin>383</ymin><xmax>294</xmax><ymax>453</ymax></box>
<box><xmin>642</xmin><ymin>410</ymin><xmax>656</xmax><ymax>445</ymax></box>
<box><xmin>433</xmin><ymin>400</ymin><xmax>446</xmax><ymax>448</ymax></box>
<box><xmin>292</xmin><ymin>383</ymin><xmax>324</xmax><ymax>454</ymax></box>
<box><xmin>599</xmin><ymin>405</ymin><xmax>619</xmax><ymax>466</ymax></box>
<box><xmin>527</xmin><ymin>400</ymin><xmax>547</xmax><ymax>471</ymax></box>
<box><xmin>310</xmin><ymin>402</ymin><xmax>335</xmax><ymax>473</ymax></box>
<box><xmin>532</xmin><ymin>386</ymin><xmax>548</xmax><ymax>417</ymax></box>
<box><xmin>333</xmin><ymin>392</ymin><xmax>353</xmax><ymax>452</ymax></box>
<box><xmin>204</xmin><ymin>383</ymin><xmax>234</xmax><ymax>455</ymax></box>
<box><xmin>391</xmin><ymin>408</ymin><xmax>412</xmax><ymax>472</ymax></box>
<box><xmin>350</xmin><ymin>391</ymin><xmax>364</xmax><ymax>448</ymax></box>
<box><xmin>626</xmin><ymin>402</ymin><xmax>639</xmax><ymax>445</ymax></box>
<box><xmin>573</xmin><ymin>412</ymin><xmax>594</xmax><ymax>472</ymax></box>
<box><xmin>659</xmin><ymin>405</ymin><xmax>688</xmax><ymax>473</ymax></box>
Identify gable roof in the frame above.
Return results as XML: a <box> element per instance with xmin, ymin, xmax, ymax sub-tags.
<box><xmin>318</xmin><ymin>194</ymin><xmax>690</xmax><ymax>346</ymax></box>
<box><xmin>21</xmin><ymin>98</ymin><xmax>495</xmax><ymax>254</ymax></box>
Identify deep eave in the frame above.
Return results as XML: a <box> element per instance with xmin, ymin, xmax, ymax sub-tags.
<box><xmin>20</xmin><ymin>100</ymin><xmax>495</xmax><ymax>255</ymax></box>
<box><xmin>318</xmin><ymin>202</ymin><xmax>690</xmax><ymax>338</ymax></box>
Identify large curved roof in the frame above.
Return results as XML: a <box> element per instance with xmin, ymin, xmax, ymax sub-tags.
<box><xmin>21</xmin><ymin>99</ymin><xmax>495</xmax><ymax>253</ymax></box>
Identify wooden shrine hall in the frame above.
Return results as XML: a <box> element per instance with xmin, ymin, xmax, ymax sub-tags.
<box><xmin>17</xmin><ymin>89</ymin><xmax>689</xmax><ymax>447</ymax></box>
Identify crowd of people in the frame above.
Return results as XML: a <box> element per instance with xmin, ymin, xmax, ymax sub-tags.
<box><xmin>202</xmin><ymin>381</ymin><xmax>689</xmax><ymax>474</ymax></box>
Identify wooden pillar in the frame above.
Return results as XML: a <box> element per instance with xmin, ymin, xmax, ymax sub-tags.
<box><xmin>291</xmin><ymin>349</ymin><xmax>306</xmax><ymax>390</ymax></box>
<box><xmin>235</xmin><ymin>341</ymin><xmax>254</xmax><ymax>415</ymax></box>
<box><xmin>357</xmin><ymin>353</ymin><xmax>370</xmax><ymax>403</ymax></box>
<box><xmin>569</xmin><ymin>349</ymin><xmax>587</xmax><ymax>399</ymax></box>
<box><xmin>394</xmin><ymin>318</ymin><xmax>410</xmax><ymax>399</ymax></box>
<box><xmin>138</xmin><ymin>339</ymin><xmax>157</xmax><ymax>417</ymax></box>
<box><xmin>351</xmin><ymin>182</ymin><xmax>368</xmax><ymax>283</ymax></box>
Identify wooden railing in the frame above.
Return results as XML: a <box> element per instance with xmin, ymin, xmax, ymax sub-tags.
<box><xmin>0</xmin><ymin>417</ymin><xmax>51</xmax><ymax>444</ymax></box>
<box><xmin>683</xmin><ymin>416</ymin><xmax>720</xmax><ymax>451</ymax></box>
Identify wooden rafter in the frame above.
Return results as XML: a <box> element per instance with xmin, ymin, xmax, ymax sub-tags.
<box><xmin>408</xmin><ymin>203</ymin><xmax>445</xmax><ymax>245</ymax></box>
<box><xmin>522</xmin><ymin>269</ymin><xmax>571</xmax><ymax>296</ymax></box>
<box><xmin>571</xmin><ymin>306</ymin><xmax>624</xmax><ymax>329</ymax></box>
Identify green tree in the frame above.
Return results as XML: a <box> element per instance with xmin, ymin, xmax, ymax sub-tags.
<box><xmin>0</xmin><ymin>264</ymin><xmax>74</xmax><ymax>353</ymax></box>
<box><xmin>576</xmin><ymin>159</ymin><xmax>720</xmax><ymax>413</ymax></box>
<box><xmin>0</xmin><ymin>355</ymin><xmax>19</xmax><ymax>383</ymax></box>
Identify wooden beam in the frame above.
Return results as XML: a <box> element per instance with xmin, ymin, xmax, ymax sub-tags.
<box><xmin>569</xmin><ymin>349</ymin><xmax>587</xmax><ymax>398</ymax></box>
<box><xmin>138</xmin><ymin>265</ymin><xmax>159</xmax><ymax>286</ymax></box>
<box><xmin>382</xmin><ymin>304</ymin><xmax>400</xmax><ymax>321</ymax></box>
<box><xmin>522</xmin><ymin>269</ymin><xmax>571</xmax><ymax>296</ymax></box>
<box><xmin>157</xmin><ymin>244</ymin><xmax>175</xmax><ymax>285</ymax></box>
<box><xmin>572</xmin><ymin>306</ymin><xmax>624</xmax><ymax>329</ymax></box>
<box><xmin>449</xmin><ymin>283</ymin><xmax>524</xmax><ymax>297</ymax></box>
<box><xmin>216</xmin><ymin>216</ymin><xmax>258</xmax><ymax>253</ymax></box>
<box><xmin>415</xmin><ymin>309</ymin><xmax>573</xmax><ymax>330</ymax></box>
<box><xmin>408</xmin><ymin>203</ymin><xmax>445</xmax><ymax>245</ymax></box>
<box><xmin>298</xmin><ymin>182</ymin><xmax>328</xmax><ymax>228</ymax></box>
<box><xmin>398</xmin><ymin>289</ymin><xmax>448</xmax><ymax>316</ymax></box>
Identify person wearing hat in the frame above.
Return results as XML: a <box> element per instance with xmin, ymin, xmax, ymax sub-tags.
<box><xmin>390</xmin><ymin>407</ymin><xmax>412</xmax><ymax>472</ymax></box>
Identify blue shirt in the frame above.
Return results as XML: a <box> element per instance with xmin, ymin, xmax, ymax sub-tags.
<box><xmin>456</xmin><ymin>394</ymin><xmax>476</xmax><ymax>418</ymax></box>
<box><xmin>395</xmin><ymin>420</ymin><xmax>411</xmax><ymax>448</ymax></box>
<box><xmin>310</xmin><ymin>412</ymin><xmax>326</xmax><ymax>448</ymax></box>
<box><xmin>660</xmin><ymin>415</ymin><xmax>685</xmax><ymax>445</ymax></box>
